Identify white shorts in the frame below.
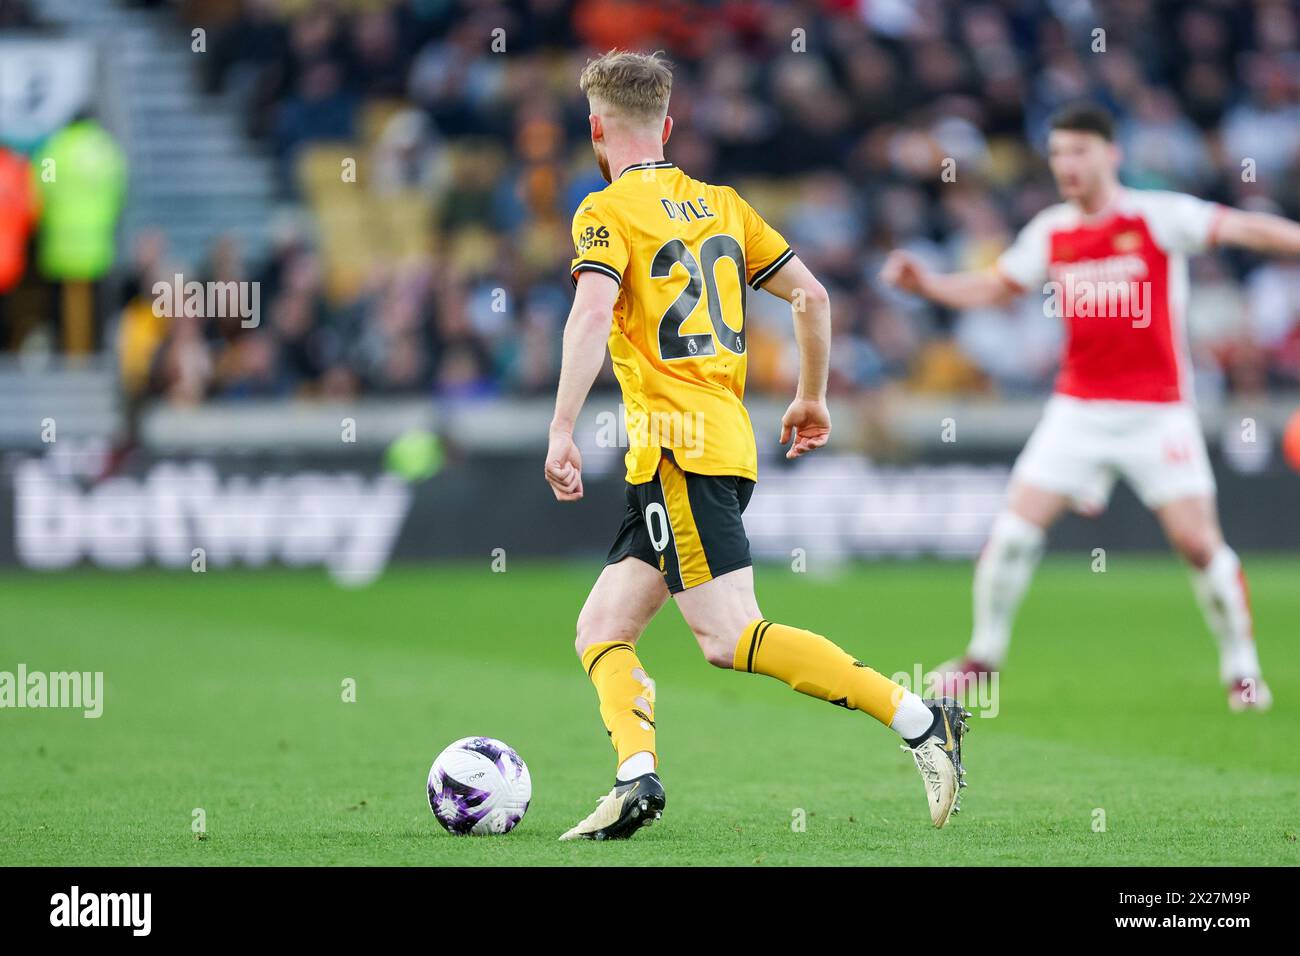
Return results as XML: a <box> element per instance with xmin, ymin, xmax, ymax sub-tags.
<box><xmin>1012</xmin><ymin>395</ymin><xmax>1216</xmax><ymax>514</ymax></box>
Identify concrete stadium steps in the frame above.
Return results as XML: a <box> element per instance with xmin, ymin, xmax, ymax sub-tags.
<box><xmin>0</xmin><ymin>358</ymin><xmax>122</xmax><ymax>448</ymax></box>
<box><xmin>32</xmin><ymin>0</ymin><xmax>277</xmax><ymax>270</ymax></box>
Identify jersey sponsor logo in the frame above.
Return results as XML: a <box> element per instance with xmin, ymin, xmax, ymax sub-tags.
<box><xmin>1047</xmin><ymin>253</ymin><xmax>1147</xmax><ymax>284</ymax></box>
<box><xmin>575</xmin><ymin>224</ymin><xmax>610</xmax><ymax>255</ymax></box>
<box><xmin>1044</xmin><ymin>255</ymin><xmax>1152</xmax><ymax>327</ymax></box>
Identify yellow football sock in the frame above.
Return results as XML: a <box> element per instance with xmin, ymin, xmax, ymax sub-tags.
<box><xmin>734</xmin><ymin>619</ymin><xmax>903</xmax><ymax>725</ymax></box>
<box><xmin>581</xmin><ymin>640</ymin><xmax>657</xmax><ymax>768</ymax></box>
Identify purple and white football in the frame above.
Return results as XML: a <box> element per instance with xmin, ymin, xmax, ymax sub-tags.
<box><xmin>427</xmin><ymin>737</ymin><xmax>531</xmax><ymax>836</ymax></box>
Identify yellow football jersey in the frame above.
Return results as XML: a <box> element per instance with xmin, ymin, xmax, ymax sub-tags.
<box><xmin>570</xmin><ymin>161</ymin><xmax>793</xmax><ymax>484</ymax></box>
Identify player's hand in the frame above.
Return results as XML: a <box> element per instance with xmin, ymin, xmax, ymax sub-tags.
<box><xmin>880</xmin><ymin>250</ymin><xmax>929</xmax><ymax>295</ymax></box>
<box><xmin>544</xmin><ymin>429</ymin><xmax>584</xmax><ymax>501</ymax></box>
<box><xmin>780</xmin><ymin>398</ymin><xmax>831</xmax><ymax>459</ymax></box>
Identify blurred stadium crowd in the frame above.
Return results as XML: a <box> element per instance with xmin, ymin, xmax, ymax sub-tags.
<box><xmin>4</xmin><ymin>0</ymin><xmax>1300</xmax><ymax>406</ymax></box>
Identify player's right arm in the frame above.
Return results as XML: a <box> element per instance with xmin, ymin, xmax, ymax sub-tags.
<box><xmin>881</xmin><ymin>207</ymin><xmax>1053</xmax><ymax>308</ymax></box>
<box><xmin>546</xmin><ymin>194</ymin><xmax>631</xmax><ymax>502</ymax></box>
<box><xmin>879</xmin><ymin>250</ymin><xmax>1020</xmax><ymax>309</ymax></box>
<box><xmin>546</xmin><ymin>271</ymin><xmax>620</xmax><ymax>502</ymax></box>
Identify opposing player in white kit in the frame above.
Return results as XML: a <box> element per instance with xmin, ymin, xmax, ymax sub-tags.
<box><xmin>882</xmin><ymin>104</ymin><xmax>1300</xmax><ymax>711</ymax></box>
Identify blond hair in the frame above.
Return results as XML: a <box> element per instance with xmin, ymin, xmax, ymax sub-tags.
<box><xmin>579</xmin><ymin>50</ymin><xmax>673</xmax><ymax>125</ymax></box>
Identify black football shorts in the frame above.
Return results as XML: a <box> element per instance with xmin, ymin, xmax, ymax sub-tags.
<box><xmin>606</xmin><ymin>449</ymin><xmax>755</xmax><ymax>593</ymax></box>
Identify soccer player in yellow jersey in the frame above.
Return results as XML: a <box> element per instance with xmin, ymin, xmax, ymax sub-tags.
<box><xmin>545</xmin><ymin>50</ymin><xmax>971</xmax><ymax>840</ymax></box>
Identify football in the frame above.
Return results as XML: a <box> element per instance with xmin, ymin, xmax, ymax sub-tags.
<box><xmin>427</xmin><ymin>737</ymin><xmax>532</xmax><ymax>836</ymax></box>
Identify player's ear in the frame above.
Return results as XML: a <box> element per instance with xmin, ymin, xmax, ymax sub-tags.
<box><xmin>661</xmin><ymin>115</ymin><xmax>673</xmax><ymax>146</ymax></box>
<box><xmin>590</xmin><ymin>114</ymin><xmax>603</xmax><ymax>143</ymax></box>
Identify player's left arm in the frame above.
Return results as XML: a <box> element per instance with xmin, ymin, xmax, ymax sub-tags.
<box><xmin>1213</xmin><ymin>207</ymin><xmax>1300</xmax><ymax>257</ymax></box>
<box><xmin>545</xmin><ymin>271</ymin><xmax>620</xmax><ymax>502</ymax></box>
<box><xmin>758</xmin><ymin>255</ymin><xmax>832</xmax><ymax>459</ymax></box>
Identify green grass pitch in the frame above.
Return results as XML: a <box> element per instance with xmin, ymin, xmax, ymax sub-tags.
<box><xmin>1</xmin><ymin>556</ymin><xmax>1296</xmax><ymax>866</ymax></box>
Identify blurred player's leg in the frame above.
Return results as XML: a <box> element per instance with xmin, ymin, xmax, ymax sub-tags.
<box><xmin>561</xmin><ymin>557</ymin><xmax>669</xmax><ymax>840</ymax></box>
<box><xmin>1156</xmin><ymin>495</ymin><xmax>1270</xmax><ymax>711</ymax></box>
<box><xmin>939</xmin><ymin>481</ymin><xmax>1067</xmax><ymax>691</ymax></box>
<box><xmin>1123</xmin><ymin>404</ymin><xmax>1270</xmax><ymax>711</ymax></box>
<box><xmin>938</xmin><ymin>396</ymin><xmax>1106</xmax><ymax>691</ymax></box>
<box><xmin>674</xmin><ymin>567</ymin><xmax>969</xmax><ymax>827</ymax></box>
